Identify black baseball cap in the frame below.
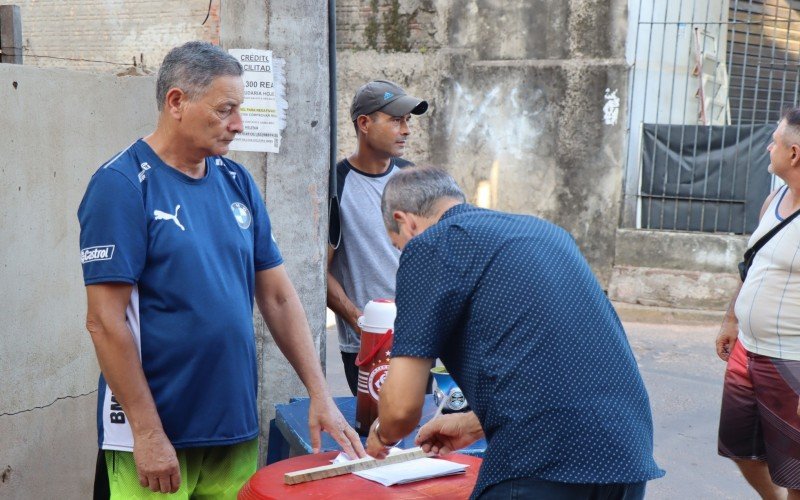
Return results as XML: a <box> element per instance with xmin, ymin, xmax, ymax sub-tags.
<box><xmin>350</xmin><ymin>80</ymin><xmax>428</xmax><ymax>121</ymax></box>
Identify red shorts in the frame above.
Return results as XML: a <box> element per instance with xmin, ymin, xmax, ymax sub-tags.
<box><xmin>718</xmin><ymin>341</ymin><xmax>800</xmax><ymax>489</ymax></box>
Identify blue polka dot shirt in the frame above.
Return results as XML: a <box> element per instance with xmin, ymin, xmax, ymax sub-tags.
<box><xmin>392</xmin><ymin>204</ymin><xmax>665</xmax><ymax>498</ymax></box>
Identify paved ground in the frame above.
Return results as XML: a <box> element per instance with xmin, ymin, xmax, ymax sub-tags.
<box><xmin>625</xmin><ymin>322</ymin><xmax>755</xmax><ymax>499</ymax></box>
<box><xmin>324</xmin><ymin>319</ymin><xmax>758</xmax><ymax>499</ymax></box>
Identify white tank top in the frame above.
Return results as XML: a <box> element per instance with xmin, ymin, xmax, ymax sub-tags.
<box><xmin>736</xmin><ymin>185</ymin><xmax>800</xmax><ymax>360</ymax></box>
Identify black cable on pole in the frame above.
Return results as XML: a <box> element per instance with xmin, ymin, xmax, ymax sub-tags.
<box><xmin>201</xmin><ymin>0</ymin><xmax>213</xmax><ymax>26</ymax></box>
<box><xmin>328</xmin><ymin>0</ymin><xmax>341</xmax><ymax>248</ymax></box>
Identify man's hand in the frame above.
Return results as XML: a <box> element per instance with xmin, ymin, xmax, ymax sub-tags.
<box><xmin>366</xmin><ymin>419</ymin><xmax>393</xmax><ymax>459</ymax></box>
<box><xmin>715</xmin><ymin>317</ymin><xmax>739</xmax><ymax>362</ymax></box>
<box><xmin>415</xmin><ymin>412</ymin><xmax>484</xmax><ymax>456</ymax></box>
<box><xmin>346</xmin><ymin>309</ymin><xmax>362</xmax><ymax>334</ymax></box>
<box><xmin>133</xmin><ymin>429</ymin><xmax>181</xmax><ymax>493</ymax></box>
<box><xmin>308</xmin><ymin>396</ymin><xmax>366</xmax><ymax>458</ymax></box>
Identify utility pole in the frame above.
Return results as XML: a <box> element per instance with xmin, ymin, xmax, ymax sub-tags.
<box><xmin>0</xmin><ymin>5</ymin><xmax>23</xmax><ymax>64</ymax></box>
<box><xmin>220</xmin><ymin>0</ymin><xmax>331</xmax><ymax>465</ymax></box>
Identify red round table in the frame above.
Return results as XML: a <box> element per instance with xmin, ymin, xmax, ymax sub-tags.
<box><xmin>239</xmin><ymin>451</ymin><xmax>482</xmax><ymax>499</ymax></box>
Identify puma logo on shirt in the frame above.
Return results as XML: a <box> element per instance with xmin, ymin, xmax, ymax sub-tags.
<box><xmin>154</xmin><ymin>205</ymin><xmax>185</xmax><ymax>231</ymax></box>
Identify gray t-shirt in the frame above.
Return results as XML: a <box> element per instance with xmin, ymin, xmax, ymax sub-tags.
<box><xmin>330</xmin><ymin>158</ymin><xmax>410</xmax><ymax>353</ymax></box>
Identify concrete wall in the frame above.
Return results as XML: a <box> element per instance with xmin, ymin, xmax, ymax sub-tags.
<box><xmin>334</xmin><ymin>0</ymin><xmax>745</xmax><ymax>308</ymax></box>
<box><xmin>609</xmin><ymin>229</ymin><xmax>744</xmax><ymax>309</ymax></box>
<box><xmin>0</xmin><ymin>65</ymin><xmax>157</xmax><ymax>499</ymax></box>
<box><xmin>0</xmin><ymin>0</ymin><xmax>220</xmax><ymax>74</ymax></box>
<box><xmin>1</xmin><ymin>2</ymin><xmax>331</xmax><ymax>494</ymax></box>
<box><xmin>336</xmin><ymin>0</ymin><xmax>629</xmax><ymax>285</ymax></box>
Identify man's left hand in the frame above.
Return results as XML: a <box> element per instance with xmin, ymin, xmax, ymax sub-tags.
<box><xmin>415</xmin><ymin>412</ymin><xmax>484</xmax><ymax>455</ymax></box>
<box><xmin>308</xmin><ymin>396</ymin><xmax>366</xmax><ymax>458</ymax></box>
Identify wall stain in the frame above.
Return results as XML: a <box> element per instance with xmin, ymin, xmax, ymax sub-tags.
<box><xmin>362</xmin><ymin>0</ymin><xmax>412</xmax><ymax>52</ymax></box>
<box><xmin>446</xmin><ymin>82</ymin><xmax>545</xmax><ymax>160</ymax></box>
<box><xmin>382</xmin><ymin>0</ymin><xmax>411</xmax><ymax>52</ymax></box>
<box><xmin>364</xmin><ymin>0</ymin><xmax>380</xmax><ymax>50</ymax></box>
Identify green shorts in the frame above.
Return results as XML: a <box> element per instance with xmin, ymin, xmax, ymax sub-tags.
<box><xmin>94</xmin><ymin>439</ymin><xmax>257</xmax><ymax>499</ymax></box>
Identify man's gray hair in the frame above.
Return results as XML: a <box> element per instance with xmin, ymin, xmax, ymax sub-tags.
<box><xmin>381</xmin><ymin>167</ymin><xmax>466</xmax><ymax>233</ymax></box>
<box><xmin>782</xmin><ymin>107</ymin><xmax>800</xmax><ymax>142</ymax></box>
<box><xmin>156</xmin><ymin>41</ymin><xmax>243</xmax><ymax>111</ymax></box>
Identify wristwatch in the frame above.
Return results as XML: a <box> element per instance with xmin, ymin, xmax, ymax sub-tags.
<box><xmin>374</xmin><ymin>420</ymin><xmax>402</xmax><ymax>447</ymax></box>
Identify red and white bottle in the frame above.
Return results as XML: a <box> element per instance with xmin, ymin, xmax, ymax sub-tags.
<box><xmin>354</xmin><ymin>299</ymin><xmax>396</xmax><ymax>436</ymax></box>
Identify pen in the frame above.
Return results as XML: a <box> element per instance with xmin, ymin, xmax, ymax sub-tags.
<box><xmin>431</xmin><ymin>389</ymin><xmax>449</xmax><ymax>421</ymax></box>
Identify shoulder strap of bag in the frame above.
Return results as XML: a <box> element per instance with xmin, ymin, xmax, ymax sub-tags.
<box><xmin>743</xmin><ymin>206</ymin><xmax>800</xmax><ymax>263</ymax></box>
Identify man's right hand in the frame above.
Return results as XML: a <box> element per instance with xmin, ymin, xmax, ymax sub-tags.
<box><xmin>715</xmin><ymin>318</ymin><xmax>739</xmax><ymax>362</ymax></box>
<box><xmin>133</xmin><ymin>429</ymin><xmax>181</xmax><ymax>493</ymax></box>
<box><xmin>347</xmin><ymin>309</ymin><xmax>362</xmax><ymax>333</ymax></box>
<box><xmin>415</xmin><ymin>412</ymin><xmax>484</xmax><ymax>456</ymax></box>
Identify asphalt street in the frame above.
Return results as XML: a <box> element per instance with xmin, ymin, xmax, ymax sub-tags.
<box><xmin>324</xmin><ymin>319</ymin><xmax>757</xmax><ymax>499</ymax></box>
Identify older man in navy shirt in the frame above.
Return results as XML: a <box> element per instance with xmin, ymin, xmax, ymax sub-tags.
<box><xmin>365</xmin><ymin>168</ymin><xmax>664</xmax><ymax>499</ymax></box>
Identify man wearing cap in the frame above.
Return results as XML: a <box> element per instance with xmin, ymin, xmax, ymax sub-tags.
<box><xmin>327</xmin><ymin>80</ymin><xmax>428</xmax><ymax>395</ymax></box>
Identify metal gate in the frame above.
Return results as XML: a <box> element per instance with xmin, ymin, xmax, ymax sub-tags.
<box><xmin>622</xmin><ymin>0</ymin><xmax>799</xmax><ymax>234</ymax></box>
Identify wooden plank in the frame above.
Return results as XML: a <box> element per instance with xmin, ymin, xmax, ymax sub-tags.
<box><xmin>0</xmin><ymin>4</ymin><xmax>23</xmax><ymax>64</ymax></box>
<box><xmin>284</xmin><ymin>447</ymin><xmax>433</xmax><ymax>485</ymax></box>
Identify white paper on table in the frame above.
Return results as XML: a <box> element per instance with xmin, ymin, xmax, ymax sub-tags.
<box><xmin>353</xmin><ymin>457</ymin><xmax>468</xmax><ymax>487</ymax></box>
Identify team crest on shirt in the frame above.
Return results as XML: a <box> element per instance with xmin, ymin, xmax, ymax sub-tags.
<box><xmin>231</xmin><ymin>202</ymin><xmax>251</xmax><ymax>229</ymax></box>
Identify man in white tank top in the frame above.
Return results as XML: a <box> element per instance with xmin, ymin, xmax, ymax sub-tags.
<box><xmin>716</xmin><ymin>109</ymin><xmax>800</xmax><ymax>499</ymax></box>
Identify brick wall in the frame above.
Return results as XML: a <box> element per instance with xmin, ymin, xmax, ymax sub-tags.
<box><xmin>5</xmin><ymin>0</ymin><xmax>439</xmax><ymax>72</ymax></box>
<box><xmin>1</xmin><ymin>0</ymin><xmax>220</xmax><ymax>73</ymax></box>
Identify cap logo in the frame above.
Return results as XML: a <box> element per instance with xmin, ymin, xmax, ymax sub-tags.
<box><xmin>384</xmin><ymin>92</ymin><xmax>394</xmax><ymax>100</ymax></box>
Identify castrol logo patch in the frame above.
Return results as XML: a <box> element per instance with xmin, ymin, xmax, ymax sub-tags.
<box><xmin>368</xmin><ymin>364</ymin><xmax>390</xmax><ymax>401</ymax></box>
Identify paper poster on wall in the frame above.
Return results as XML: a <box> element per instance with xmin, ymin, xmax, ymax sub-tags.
<box><xmin>227</xmin><ymin>48</ymin><xmax>287</xmax><ymax>153</ymax></box>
